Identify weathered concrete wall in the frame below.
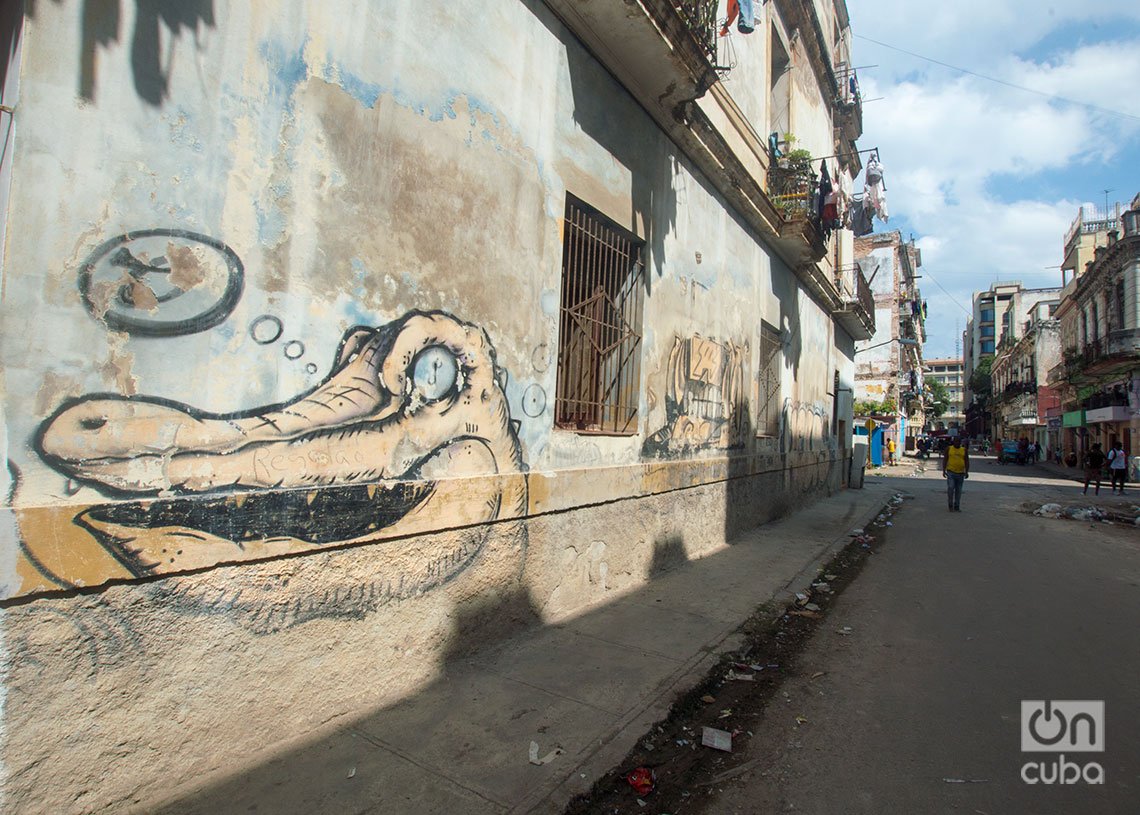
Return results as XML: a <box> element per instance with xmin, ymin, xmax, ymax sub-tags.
<box><xmin>0</xmin><ymin>1</ymin><xmax>854</xmax><ymax>810</ymax></box>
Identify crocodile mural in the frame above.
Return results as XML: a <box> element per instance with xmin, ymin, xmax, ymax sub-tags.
<box><xmin>21</xmin><ymin>311</ymin><xmax>527</xmax><ymax>596</ymax></box>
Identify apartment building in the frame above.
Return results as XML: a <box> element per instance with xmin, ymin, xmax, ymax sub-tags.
<box><xmin>853</xmin><ymin>231</ymin><xmax>926</xmax><ymax>452</ymax></box>
<box><xmin>924</xmin><ymin>357</ymin><xmax>965</xmax><ymax>430</ymax></box>
<box><xmin>990</xmin><ymin>302</ymin><xmax>1062</xmax><ymax>454</ymax></box>
<box><xmin>0</xmin><ymin>2</ymin><xmax>880</xmax><ymax>810</ymax></box>
<box><xmin>1047</xmin><ymin>193</ymin><xmax>1140</xmax><ymax>465</ymax></box>
<box><xmin>963</xmin><ymin>281</ymin><xmax>1063</xmax><ymax>438</ymax></box>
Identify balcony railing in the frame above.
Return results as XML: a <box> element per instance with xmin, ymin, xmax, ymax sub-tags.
<box><xmin>1081</xmin><ymin>389</ymin><xmax>1129</xmax><ymax>410</ymax></box>
<box><xmin>675</xmin><ymin>1</ymin><xmax>721</xmax><ymax>69</ymax></box>
<box><xmin>832</xmin><ymin>263</ymin><xmax>875</xmax><ymax>340</ymax></box>
<box><xmin>1063</xmin><ymin>203</ymin><xmax>1122</xmax><ymax>258</ymax></box>
<box><xmin>767</xmin><ymin>162</ymin><xmax>818</xmax><ymax>222</ymax></box>
<box><xmin>1000</xmin><ymin>379</ymin><xmax>1038</xmax><ymax>398</ymax></box>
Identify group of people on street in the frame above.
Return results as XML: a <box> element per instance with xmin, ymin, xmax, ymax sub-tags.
<box><xmin>1082</xmin><ymin>442</ymin><xmax>1129</xmax><ymax>495</ymax></box>
<box><xmin>932</xmin><ymin>436</ymin><xmax>1129</xmax><ymax>512</ymax></box>
<box><xmin>880</xmin><ymin>431</ymin><xmax>1128</xmax><ymax>511</ymax></box>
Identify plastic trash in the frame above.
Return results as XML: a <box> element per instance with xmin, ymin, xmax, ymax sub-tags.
<box><xmin>701</xmin><ymin>726</ymin><xmax>733</xmax><ymax>752</ymax></box>
<box><xmin>528</xmin><ymin>741</ymin><xmax>563</xmax><ymax>765</ymax></box>
<box><xmin>626</xmin><ymin>767</ymin><xmax>655</xmax><ymax>795</ymax></box>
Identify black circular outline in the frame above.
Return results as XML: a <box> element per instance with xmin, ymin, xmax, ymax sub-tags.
<box><xmin>78</xmin><ymin>228</ymin><xmax>244</xmax><ymax>337</ymax></box>
<box><xmin>250</xmin><ymin>315</ymin><xmax>284</xmax><ymax>345</ymax></box>
<box><xmin>305</xmin><ymin>362</ymin><xmax>319</xmax><ymax>374</ymax></box>
<box><xmin>283</xmin><ymin>340</ymin><xmax>306</xmax><ymax>360</ymax></box>
<box><xmin>522</xmin><ymin>383</ymin><xmax>547</xmax><ymax>417</ymax></box>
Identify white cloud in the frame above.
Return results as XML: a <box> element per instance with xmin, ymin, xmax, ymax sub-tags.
<box><xmin>842</xmin><ymin>5</ymin><xmax>1140</xmax><ymax>357</ymax></box>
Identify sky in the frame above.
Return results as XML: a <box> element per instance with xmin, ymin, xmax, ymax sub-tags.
<box><xmin>846</xmin><ymin>1</ymin><xmax>1140</xmax><ymax>359</ymax></box>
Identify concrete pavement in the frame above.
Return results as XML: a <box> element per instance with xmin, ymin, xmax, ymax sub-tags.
<box><xmin>705</xmin><ymin>451</ymin><xmax>1140</xmax><ymax>814</ymax></box>
<box><xmin>147</xmin><ymin>470</ymin><xmax>913</xmax><ymax>815</ymax></box>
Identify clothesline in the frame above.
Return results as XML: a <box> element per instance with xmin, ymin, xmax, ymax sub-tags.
<box><xmin>813</xmin><ymin>146</ymin><xmax>880</xmax><ymax>162</ymax></box>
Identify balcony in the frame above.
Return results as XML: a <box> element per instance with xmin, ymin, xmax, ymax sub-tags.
<box><xmin>1007</xmin><ymin>392</ymin><xmax>1038</xmax><ymax>426</ymax></box>
<box><xmin>544</xmin><ymin>0</ymin><xmax>848</xmax><ymax>311</ymax></box>
<box><xmin>832</xmin><ymin>263</ymin><xmax>876</xmax><ymax>341</ymax></box>
<box><xmin>995</xmin><ymin>379</ymin><xmax>1038</xmax><ymax>403</ymax></box>
<box><xmin>834</xmin><ymin>65</ymin><xmax>863</xmax><ymax>144</ymax></box>
<box><xmin>1062</xmin><ymin>329</ymin><xmax>1140</xmax><ymax>383</ymax></box>
<box><xmin>1063</xmin><ymin>203</ymin><xmax>1121</xmax><ymax>260</ymax></box>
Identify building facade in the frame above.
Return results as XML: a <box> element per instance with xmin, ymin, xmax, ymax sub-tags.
<box><xmin>0</xmin><ymin>1</ymin><xmax>879</xmax><ymax>810</ymax></box>
<box><xmin>924</xmin><ymin>357</ymin><xmax>965</xmax><ymax>431</ymax></box>
<box><xmin>963</xmin><ymin>281</ymin><xmax>1062</xmax><ymax>439</ymax></box>
<box><xmin>1047</xmin><ymin>193</ymin><xmax>1140</xmax><ymax>468</ymax></box>
<box><xmin>853</xmin><ymin>231</ymin><xmax>925</xmax><ymax>452</ymax></box>
<box><xmin>990</xmin><ymin>303</ymin><xmax>1061</xmax><ymax>454</ymax></box>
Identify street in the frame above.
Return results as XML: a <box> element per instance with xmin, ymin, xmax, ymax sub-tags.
<box><xmin>703</xmin><ymin>455</ymin><xmax>1140</xmax><ymax>814</ymax></box>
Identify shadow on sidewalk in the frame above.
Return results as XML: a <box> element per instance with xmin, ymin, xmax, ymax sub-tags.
<box><xmin>150</xmin><ymin>472</ymin><xmax>905</xmax><ymax>815</ymax></box>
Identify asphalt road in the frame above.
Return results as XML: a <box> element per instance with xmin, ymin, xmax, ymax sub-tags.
<box><xmin>704</xmin><ymin>456</ymin><xmax>1140</xmax><ymax>815</ymax></box>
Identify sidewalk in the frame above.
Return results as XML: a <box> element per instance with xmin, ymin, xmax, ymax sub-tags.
<box><xmin>152</xmin><ymin>474</ymin><xmax>912</xmax><ymax>815</ymax></box>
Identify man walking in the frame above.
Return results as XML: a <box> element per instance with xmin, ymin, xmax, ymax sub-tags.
<box><xmin>1107</xmin><ymin>441</ymin><xmax>1127</xmax><ymax>494</ymax></box>
<box><xmin>942</xmin><ymin>436</ymin><xmax>969</xmax><ymax>512</ymax></box>
<box><xmin>1083</xmin><ymin>442</ymin><xmax>1106</xmax><ymax>496</ymax></box>
<box><xmin>887</xmin><ymin>437</ymin><xmax>896</xmax><ymax>465</ymax></box>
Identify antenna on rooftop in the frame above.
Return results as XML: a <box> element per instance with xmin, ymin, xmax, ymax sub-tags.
<box><xmin>1102</xmin><ymin>188</ymin><xmax>1115</xmax><ymax>216</ymax></box>
<box><xmin>955</xmin><ymin>318</ymin><xmax>960</xmax><ymax>358</ymax></box>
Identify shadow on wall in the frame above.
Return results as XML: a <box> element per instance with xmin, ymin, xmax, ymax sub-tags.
<box><xmin>527</xmin><ymin>0</ymin><xmax>679</xmax><ymax>294</ymax></box>
<box><xmin>24</xmin><ymin>0</ymin><xmax>216</xmax><ymax>106</ymax></box>
<box><xmin>647</xmin><ymin>532</ymin><xmax>687</xmax><ymax>578</ymax></box>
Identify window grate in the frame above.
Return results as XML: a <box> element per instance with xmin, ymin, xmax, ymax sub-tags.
<box><xmin>555</xmin><ymin>196</ymin><xmax>645</xmax><ymax>434</ymax></box>
<box><xmin>756</xmin><ymin>325</ymin><xmax>782</xmax><ymax>437</ymax></box>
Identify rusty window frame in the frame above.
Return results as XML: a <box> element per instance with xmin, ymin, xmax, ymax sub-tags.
<box><xmin>756</xmin><ymin>324</ymin><xmax>782</xmax><ymax>437</ymax></box>
<box><xmin>554</xmin><ymin>195</ymin><xmax>646</xmax><ymax>435</ymax></box>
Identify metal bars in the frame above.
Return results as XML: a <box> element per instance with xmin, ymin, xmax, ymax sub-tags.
<box><xmin>756</xmin><ymin>326</ymin><xmax>782</xmax><ymax>437</ymax></box>
<box><xmin>555</xmin><ymin>196</ymin><xmax>645</xmax><ymax>434</ymax></box>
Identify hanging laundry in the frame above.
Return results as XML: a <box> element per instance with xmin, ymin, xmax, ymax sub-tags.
<box><xmin>922</xmin><ymin>300</ymin><xmax>928</xmax><ymax>318</ymax></box>
<box><xmin>864</xmin><ymin>153</ymin><xmax>889</xmax><ymax>223</ymax></box>
<box><xmin>768</xmin><ymin>132</ymin><xmax>782</xmax><ymax>160</ymax></box>
<box><xmin>836</xmin><ymin>166</ymin><xmax>853</xmax><ymax>223</ymax></box>
<box><xmin>818</xmin><ymin>160</ymin><xmax>832</xmax><ymax>221</ymax></box>
<box><xmin>720</xmin><ymin>0</ymin><xmax>755</xmax><ymax>36</ymax></box>
<box><xmin>738</xmin><ymin>0</ymin><xmax>755</xmax><ymax>34</ymax></box>
<box><xmin>849</xmin><ymin>197</ymin><xmax>874</xmax><ymax>237</ymax></box>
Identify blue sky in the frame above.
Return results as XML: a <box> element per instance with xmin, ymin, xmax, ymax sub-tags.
<box><xmin>847</xmin><ymin>1</ymin><xmax>1140</xmax><ymax>358</ymax></box>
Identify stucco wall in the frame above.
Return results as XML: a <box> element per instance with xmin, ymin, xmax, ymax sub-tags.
<box><xmin>0</xmin><ymin>1</ymin><xmax>853</xmax><ymax>810</ymax></box>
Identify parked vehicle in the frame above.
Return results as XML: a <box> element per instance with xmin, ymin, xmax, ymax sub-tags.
<box><xmin>998</xmin><ymin>439</ymin><xmax>1025</xmax><ymax>465</ymax></box>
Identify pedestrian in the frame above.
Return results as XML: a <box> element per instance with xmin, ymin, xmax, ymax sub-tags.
<box><xmin>1027</xmin><ymin>441</ymin><xmax>1037</xmax><ymax>462</ymax></box>
<box><xmin>942</xmin><ymin>436</ymin><xmax>969</xmax><ymax>512</ymax></box>
<box><xmin>1107</xmin><ymin>441</ymin><xmax>1127</xmax><ymax>494</ymax></box>
<box><xmin>1082</xmin><ymin>443</ymin><xmax>1106</xmax><ymax>496</ymax></box>
<box><xmin>887</xmin><ymin>437</ymin><xmax>896</xmax><ymax>465</ymax></box>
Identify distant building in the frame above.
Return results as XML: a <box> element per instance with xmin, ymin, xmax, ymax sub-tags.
<box><xmin>924</xmin><ymin>357</ymin><xmax>965</xmax><ymax>430</ymax></box>
<box><xmin>854</xmin><ymin>231</ymin><xmax>926</xmax><ymax>450</ymax></box>
<box><xmin>990</xmin><ymin>302</ymin><xmax>1061</xmax><ymax>454</ymax></box>
<box><xmin>963</xmin><ymin>281</ymin><xmax>1063</xmax><ymax>438</ymax></box>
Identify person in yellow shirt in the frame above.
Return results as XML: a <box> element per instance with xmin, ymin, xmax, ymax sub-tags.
<box><xmin>887</xmin><ymin>437</ymin><xmax>896</xmax><ymax>465</ymax></box>
<box><xmin>942</xmin><ymin>436</ymin><xmax>969</xmax><ymax>511</ymax></box>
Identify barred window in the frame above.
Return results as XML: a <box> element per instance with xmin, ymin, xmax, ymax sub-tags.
<box><xmin>554</xmin><ymin>195</ymin><xmax>645</xmax><ymax>434</ymax></box>
<box><xmin>756</xmin><ymin>324</ymin><xmax>782</xmax><ymax>437</ymax></box>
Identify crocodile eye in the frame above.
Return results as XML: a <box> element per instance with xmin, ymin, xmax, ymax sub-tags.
<box><xmin>411</xmin><ymin>346</ymin><xmax>458</xmax><ymax>402</ymax></box>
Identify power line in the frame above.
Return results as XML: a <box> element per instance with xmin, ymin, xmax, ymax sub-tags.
<box><xmin>853</xmin><ymin>34</ymin><xmax>1140</xmax><ymax>123</ymax></box>
<box><xmin>919</xmin><ymin>267</ymin><xmax>973</xmax><ymax>317</ymax></box>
